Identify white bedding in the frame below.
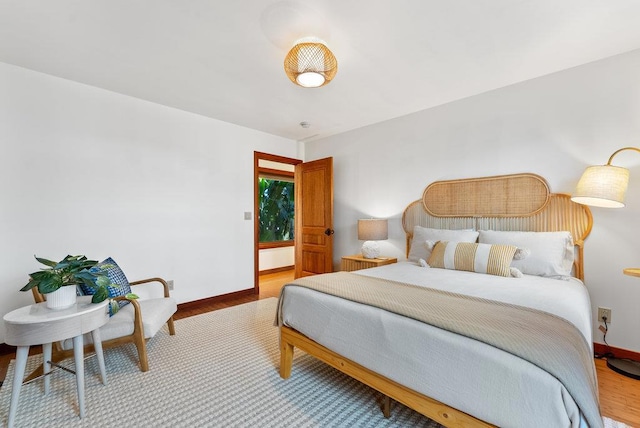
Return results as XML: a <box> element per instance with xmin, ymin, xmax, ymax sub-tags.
<box><xmin>359</xmin><ymin>262</ymin><xmax>593</xmax><ymax>348</ymax></box>
<box><xmin>280</xmin><ymin>262</ymin><xmax>595</xmax><ymax>428</ymax></box>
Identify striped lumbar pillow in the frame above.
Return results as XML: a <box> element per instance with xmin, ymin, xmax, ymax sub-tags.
<box><xmin>427</xmin><ymin>241</ymin><xmax>519</xmax><ymax>277</ymax></box>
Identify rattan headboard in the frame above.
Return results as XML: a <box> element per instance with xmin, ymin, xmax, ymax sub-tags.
<box><xmin>402</xmin><ymin>173</ymin><xmax>593</xmax><ymax>280</ymax></box>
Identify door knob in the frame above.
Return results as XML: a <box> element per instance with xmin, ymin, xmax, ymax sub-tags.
<box><xmin>324</xmin><ymin>228</ymin><xmax>335</xmax><ymax>236</ymax></box>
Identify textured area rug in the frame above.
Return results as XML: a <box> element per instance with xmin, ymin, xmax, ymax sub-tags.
<box><xmin>0</xmin><ymin>298</ymin><xmax>440</xmax><ymax>427</ymax></box>
<box><xmin>0</xmin><ymin>298</ymin><xmax>631</xmax><ymax>427</ymax></box>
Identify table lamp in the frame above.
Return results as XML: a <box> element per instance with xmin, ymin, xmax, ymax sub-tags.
<box><xmin>571</xmin><ymin>146</ymin><xmax>640</xmax><ymax>379</ymax></box>
<box><xmin>358</xmin><ymin>219</ymin><xmax>388</xmax><ymax>259</ymax></box>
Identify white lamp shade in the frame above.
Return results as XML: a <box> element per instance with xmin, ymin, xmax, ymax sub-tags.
<box><xmin>571</xmin><ymin>165</ymin><xmax>630</xmax><ymax>208</ymax></box>
<box><xmin>357</xmin><ymin>219</ymin><xmax>388</xmax><ymax>241</ymax></box>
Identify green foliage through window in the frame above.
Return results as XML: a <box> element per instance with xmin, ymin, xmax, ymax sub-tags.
<box><xmin>259</xmin><ymin>177</ymin><xmax>294</xmax><ymax>243</ymax></box>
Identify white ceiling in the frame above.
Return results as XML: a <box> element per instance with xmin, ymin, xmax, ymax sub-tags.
<box><xmin>2</xmin><ymin>1</ymin><xmax>640</xmax><ymax>142</ymax></box>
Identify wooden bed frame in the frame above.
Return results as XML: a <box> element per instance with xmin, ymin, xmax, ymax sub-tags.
<box><xmin>279</xmin><ymin>173</ymin><xmax>593</xmax><ymax>427</ymax></box>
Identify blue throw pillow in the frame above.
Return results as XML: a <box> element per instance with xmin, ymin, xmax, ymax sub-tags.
<box><xmin>80</xmin><ymin>257</ymin><xmax>132</xmax><ymax>316</ymax></box>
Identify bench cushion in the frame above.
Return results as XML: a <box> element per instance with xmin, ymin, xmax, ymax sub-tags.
<box><xmin>59</xmin><ymin>297</ymin><xmax>177</xmax><ymax>350</ymax></box>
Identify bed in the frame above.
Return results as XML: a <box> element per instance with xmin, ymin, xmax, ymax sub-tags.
<box><xmin>276</xmin><ymin>173</ymin><xmax>600</xmax><ymax>428</ymax></box>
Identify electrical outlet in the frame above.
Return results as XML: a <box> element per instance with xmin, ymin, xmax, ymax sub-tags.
<box><xmin>598</xmin><ymin>307</ymin><xmax>611</xmax><ymax>323</ymax></box>
<box><xmin>167</xmin><ymin>280</ymin><xmax>174</xmax><ymax>290</ymax></box>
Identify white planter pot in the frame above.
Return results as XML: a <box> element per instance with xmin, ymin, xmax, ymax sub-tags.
<box><xmin>46</xmin><ymin>285</ymin><xmax>77</xmax><ymax>310</ymax></box>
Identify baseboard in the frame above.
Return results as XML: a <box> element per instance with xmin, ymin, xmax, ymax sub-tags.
<box><xmin>259</xmin><ymin>266</ymin><xmax>294</xmax><ymax>276</ymax></box>
<box><xmin>594</xmin><ymin>342</ymin><xmax>640</xmax><ymax>361</ymax></box>
<box><xmin>176</xmin><ymin>288</ymin><xmax>256</xmax><ymax>312</ymax></box>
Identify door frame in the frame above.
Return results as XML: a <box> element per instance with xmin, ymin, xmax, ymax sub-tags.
<box><xmin>254</xmin><ymin>151</ymin><xmax>302</xmax><ymax>293</ymax></box>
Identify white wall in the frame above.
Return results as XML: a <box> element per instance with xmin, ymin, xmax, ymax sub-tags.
<box><xmin>304</xmin><ymin>49</ymin><xmax>640</xmax><ymax>353</ymax></box>
<box><xmin>0</xmin><ymin>62</ymin><xmax>297</xmax><ymax>343</ymax></box>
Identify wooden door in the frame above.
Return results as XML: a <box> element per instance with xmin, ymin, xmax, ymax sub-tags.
<box><xmin>294</xmin><ymin>157</ymin><xmax>334</xmax><ymax>278</ymax></box>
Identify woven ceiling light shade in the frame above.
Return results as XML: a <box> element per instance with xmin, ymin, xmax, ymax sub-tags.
<box><xmin>284</xmin><ymin>38</ymin><xmax>337</xmax><ymax>88</ymax></box>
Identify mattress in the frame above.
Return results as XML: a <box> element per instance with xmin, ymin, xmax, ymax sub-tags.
<box><xmin>279</xmin><ymin>262</ymin><xmax>595</xmax><ymax>428</ymax></box>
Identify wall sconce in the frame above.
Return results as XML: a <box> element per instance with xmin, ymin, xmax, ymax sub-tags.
<box><xmin>358</xmin><ymin>219</ymin><xmax>388</xmax><ymax>259</ymax></box>
<box><xmin>571</xmin><ymin>147</ymin><xmax>640</xmax><ymax>207</ymax></box>
<box><xmin>284</xmin><ymin>37</ymin><xmax>337</xmax><ymax>88</ymax></box>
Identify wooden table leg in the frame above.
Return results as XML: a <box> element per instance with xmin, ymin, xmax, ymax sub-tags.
<box><xmin>8</xmin><ymin>346</ymin><xmax>29</xmax><ymax>428</ymax></box>
<box><xmin>72</xmin><ymin>335</ymin><xmax>85</xmax><ymax>418</ymax></box>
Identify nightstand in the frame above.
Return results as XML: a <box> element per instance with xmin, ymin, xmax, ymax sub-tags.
<box><xmin>341</xmin><ymin>254</ymin><xmax>397</xmax><ymax>272</ymax></box>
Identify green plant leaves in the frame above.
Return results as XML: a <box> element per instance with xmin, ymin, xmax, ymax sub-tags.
<box><xmin>258</xmin><ymin>178</ymin><xmax>295</xmax><ymax>242</ymax></box>
<box><xmin>125</xmin><ymin>293</ymin><xmax>139</xmax><ymax>300</ymax></box>
<box><xmin>22</xmin><ymin>254</ymin><xmax>113</xmax><ymax>302</ymax></box>
<box><xmin>92</xmin><ymin>286</ymin><xmax>109</xmax><ymax>303</ymax></box>
<box><xmin>74</xmin><ymin>270</ymin><xmax>101</xmax><ymax>287</ymax></box>
<box><xmin>109</xmin><ymin>299</ymin><xmax>120</xmax><ymax>315</ymax></box>
<box><xmin>94</xmin><ymin>276</ymin><xmax>112</xmax><ymax>287</ymax></box>
<box><xmin>36</xmin><ymin>273</ymin><xmax>64</xmax><ymax>294</ymax></box>
<box><xmin>34</xmin><ymin>257</ymin><xmax>58</xmax><ymax>268</ymax></box>
<box><xmin>20</xmin><ymin>270</ymin><xmax>49</xmax><ymax>291</ymax></box>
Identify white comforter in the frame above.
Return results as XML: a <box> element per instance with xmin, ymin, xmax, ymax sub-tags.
<box><xmin>280</xmin><ymin>262</ymin><xmax>595</xmax><ymax>428</ymax></box>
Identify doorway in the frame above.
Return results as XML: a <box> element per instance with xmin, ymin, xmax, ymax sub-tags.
<box><xmin>254</xmin><ymin>152</ymin><xmax>302</xmax><ymax>293</ymax></box>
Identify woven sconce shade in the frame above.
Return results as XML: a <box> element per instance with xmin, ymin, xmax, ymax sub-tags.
<box><xmin>571</xmin><ymin>147</ymin><xmax>640</xmax><ymax>208</ymax></box>
<box><xmin>572</xmin><ymin>165</ymin><xmax>629</xmax><ymax>208</ymax></box>
<box><xmin>284</xmin><ymin>39</ymin><xmax>337</xmax><ymax>88</ymax></box>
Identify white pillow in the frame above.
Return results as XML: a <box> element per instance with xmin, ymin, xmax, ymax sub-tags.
<box><xmin>407</xmin><ymin>226</ymin><xmax>479</xmax><ymax>262</ymax></box>
<box><xmin>478</xmin><ymin>230</ymin><xmax>574</xmax><ymax>279</ymax></box>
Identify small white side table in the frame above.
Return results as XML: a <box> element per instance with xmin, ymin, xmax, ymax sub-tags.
<box><xmin>3</xmin><ymin>296</ymin><xmax>109</xmax><ymax>427</ymax></box>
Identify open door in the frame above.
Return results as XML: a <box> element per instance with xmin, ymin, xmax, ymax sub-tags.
<box><xmin>294</xmin><ymin>157</ymin><xmax>334</xmax><ymax>278</ymax></box>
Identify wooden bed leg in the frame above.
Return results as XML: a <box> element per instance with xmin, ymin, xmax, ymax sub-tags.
<box><xmin>280</xmin><ymin>338</ymin><xmax>294</xmax><ymax>379</ymax></box>
<box><xmin>382</xmin><ymin>395</ymin><xmax>391</xmax><ymax>418</ymax></box>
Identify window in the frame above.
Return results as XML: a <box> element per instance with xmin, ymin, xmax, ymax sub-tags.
<box><xmin>258</xmin><ymin>176</ymin><xmax>294</xmax><ymax>246</ymax></box>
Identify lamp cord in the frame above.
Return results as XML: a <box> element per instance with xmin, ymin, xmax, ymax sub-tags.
<box><xmin>594</xmin><ymin>317</ymin><xmax>615</xmax><ymax>359</ymax></box>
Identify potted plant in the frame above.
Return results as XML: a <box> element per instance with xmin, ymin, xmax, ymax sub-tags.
<box><xmin>20</xmin><ymin>255</ymin><xmax>111</xmax><ymax>309</ymax></box>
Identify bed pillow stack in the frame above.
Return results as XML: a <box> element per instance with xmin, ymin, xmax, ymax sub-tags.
<box><xmin>478</xmin><ymin>230</ymin><xmax>574</xmax><ymax>279</ymax></box>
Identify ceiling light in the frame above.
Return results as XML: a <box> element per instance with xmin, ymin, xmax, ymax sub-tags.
<box><xmin>284</xmin><ymin>37</ymin><xmax>337</xmax><ymax>88</ymax></box>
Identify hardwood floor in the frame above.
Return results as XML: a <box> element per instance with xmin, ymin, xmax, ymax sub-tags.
<box><xmin>596</xmin><ymin>358</ymin><xmax>640</xmax><ymax>426</ymax></box>
<box><xmin>1</xmin><ymin>269</ymin><xmax>639</xmax><ymax>426</ymax></box>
